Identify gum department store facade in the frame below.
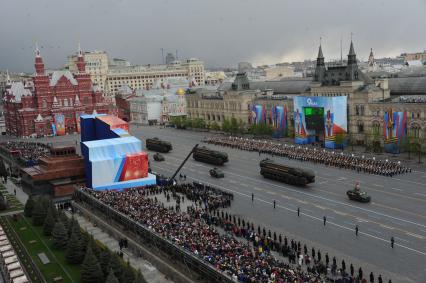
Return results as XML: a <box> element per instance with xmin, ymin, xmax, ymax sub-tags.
<box><xmin>186</xmin><ymin>41</ymin><xmax>426</xmax><ymax>149</ymax></box>
<box><xmin>3</xmin><ymin>46</ymin><xmax>109</xmax><ymax>137</ymax></box>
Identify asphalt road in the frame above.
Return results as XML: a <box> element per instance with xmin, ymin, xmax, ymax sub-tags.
<box><xmin>134</xmin><ymin>126</ymin><xmax>426</xmax><ymax>283</ymax></box>
<box><xmin>2</xmin><ymin>127</ymin><xmax>425</xmax><ymax>282</ymax></box>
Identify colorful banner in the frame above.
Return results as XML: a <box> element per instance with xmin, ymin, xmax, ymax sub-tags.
<box><xmin>51</xmin><ymin>123</ymin><xmax>57</xmax><ymax>136</ymax></box>
<box><xmin>383</xmin><ymin>110</ymin><xmax>407</xmax><ymax>153</ymax></box>
<box><xmin>250</xmin><ymin>103</ymin><xmax>289</xmax><ymax>137</ymax></box>
<box><xmin>75</xmin><ymin>112</ymin><xmax>84</xmax><ymax>133</ymax></box>
<box><xmin>293</xmin><ymin>96</ymin><xmax>347</xmax><ymax>149</ymax></box>
<box><xmin>54</xmin><ymin>114</ymin><xmax>66</xmax><ymax>136</ymax></box>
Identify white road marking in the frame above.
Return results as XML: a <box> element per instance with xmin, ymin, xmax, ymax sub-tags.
<box><xmin>414</xmin><ymin>192</ymin><xmax>426</xmax><ymax>197</ymax></box>
<box><xmin>266</xmin><ymin>191</ymin><xmax>277</xmax><ymax>195</ymax></box>
<box><xmin>319</xmin><ymin>181</ymin><xmax>328</xmax><ymax>185</ymax></box>
<box><xmin>334</xmin><ymin>211</ymin><xmax>348</xmax><ymax>216</ymax></box>
<box><xmin>367</xmin><ymin>228</ymin><xmax>383</xmax><ymax>235</ymax></box>
<box><xmin>229</xmin><ymin>180</ymin><xmax>237</xmax><ymax>184</ymax></box>
<box><xmin>373</xmin><ymin>184</ymin><xmax>384</xmax><ymax>187</ymax></box>
<box><xmin>253</xmin><ymin>187</ymin><xmax>263</xmax><ymax>191</ymax></box>
<box><xmin>314</xmin><ymin>204</ymin><xmax>326</xmax><ymax>210</ymax></box>
<box><xmin>379</xmin><ymin>224</ymin><xmax>394</xmax><ymax>230</ymax></box>
<box><xmin>393</xmin><ymin>177</ymin><xmax>426</xmax><ymax>186</ymax></box>
<box><xmin>395</xmin><ymin>237</ymin><xmax>410</xmax><ymax>243</ymax></box>
<box><xmin>390</xmin><ymin>187</ymin><xmax>403</xmax><ymax>192</ymax></box>
<box><xmin>405</xmin><ymin>232</ymin><xmax>424</xmax><ymax>239</ymax></box>
<box><xmin>240</xmin><ymin>183</ymin><xmax>249</xmax><ymax>187</ymax></box>
<box><xmin>367</xmin><ymin>214</ymin><xmax>382</xmax><ymax>220</ymax></box>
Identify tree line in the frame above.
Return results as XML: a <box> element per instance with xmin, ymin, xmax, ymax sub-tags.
<box><xmin>24</xmin><ymin>196</ymin><xmax>146</xmax><ymax>283</ymax></box>
<box><xmin>169</xmin><ymin>116</ymin><xmax>289</xmax><ymax>136</ymax></box>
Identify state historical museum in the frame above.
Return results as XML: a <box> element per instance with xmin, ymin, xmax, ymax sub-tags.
<box><xmin>3</xmin><ymin>45</ymin><xmax>109</xmax><ymax>137</ymax></box>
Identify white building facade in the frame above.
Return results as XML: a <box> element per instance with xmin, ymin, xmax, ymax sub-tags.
<box><xmin>129</xmin><ymin>79</ymin><xmax>188</xmax><ymax>125</ymax></box>
<box><xmin>106</xmin><ymin>59</ymin><xmax>205</xmax><ymax>98</ymax></box>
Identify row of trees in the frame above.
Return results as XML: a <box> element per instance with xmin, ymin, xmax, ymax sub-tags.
<box><xmin>24</xmin><ymin>196</ymin><xmax>146</xmax><ymax>283</ymax></box>
<box><xmin>169</xmin><ymin>116</ymin><xmax>286</xmax><ymax>136</ymax></box>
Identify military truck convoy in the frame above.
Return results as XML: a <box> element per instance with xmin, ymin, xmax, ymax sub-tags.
<box><xmin>193</xmin><ymin>146</ymin><xmax>228</xmax><ymax>165</ymax></box>
<box><xmin>146</xmin><ymin>137</ymin><xmax>173</xmax><ymax>153</ymax></box>
<box><xmin>146</xmin><ymin>136</ymin><xmax>370</xmax><ymax>203</ymax></box>
<box><xmin>259</xmin><ymin>159</ymin><xmax>315</xmax><ymax>186</ymax></box>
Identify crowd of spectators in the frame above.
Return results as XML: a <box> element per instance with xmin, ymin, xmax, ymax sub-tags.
<box><xmin>205</xmin><ymin>136</ymin><xmax>411</xmax><ymax>177</ymax></box>
<box><xmin>82</xmin><ymin>183</ymin><xmax>391</xmax><ymax>283</ymax></box>
<box><xmin>0</xmin><ymin>141</ymin><xmax>50</xmax><ymax>164</ymax></box>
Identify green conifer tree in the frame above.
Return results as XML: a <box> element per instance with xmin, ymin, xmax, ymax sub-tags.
<box><xmin>105</xmin><ymin>269</ymin><xmax>119</xmax><ymax>283</ymax></box>
<box><xmin>65</xmin><ymin>225</ymin><xmax>85</xmax><ymax>264</ymax></box>
<box><xmin>98</xmin><ymin>249</ymin><xmax>111</xmax><ymax>278</ymax></box>
<box><xmin>51</xmin><ymin>221</ymin><xmax>68</xmax><ymax>249</ymax></box>
<box><xmin>109</xmin><ymin>254</ymin><xmax>123</xmax><ymax>280</ymax></box>
<box><xmin>24</xmin><ymin>196</ymin><xmax>35</xmax><ymax>217</ymax></box>
<box><xmin>121</xmin><ymin>260</ymin><xmax>135</xmax><ymax>283</ymax></box>
<box><xmin>58</xmin><ymin>211</ymin><xmax>70</xmax><ymax>233</ymax></box>
<box><xmin>42</xmin><ymin>207</ymin><xmax>55</xmax><ymax>236</ymax></box>
<box><xmin>32</xmin><ymin>200</ymin><xmax>47</xmax><ymax>226</ymax></box>
<box><xmin>80</xmin><ymin>245</ymin><xmax>103</xmax><ymax>283</ymax></box>
<box><xmin>133</xmin><ymin>269</ymin><xmax>146</xmax><ymax>283</ymax></box>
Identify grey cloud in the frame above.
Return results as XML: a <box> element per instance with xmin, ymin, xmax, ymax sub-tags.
<box><xmin>0</xmin><ymin>0</ymin><xmax>425</xmax><ymax>72</ymax></box>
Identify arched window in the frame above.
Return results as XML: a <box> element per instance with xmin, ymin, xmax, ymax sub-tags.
<box><xmin>357</xmin><ymin>121</ymin><xmax>364</xmax><ymax>133</ymax></box>
<box><xmin>410</xmin><ymin>124</ymin><xmax>421</xmax><ymax>138</ymax></box>
<box><xmin>42</xmin><ymin>99</ymin><xmax>47</xmax><ymax>109</ymax></box>
<box><xmin>372</xmin><ymin>121</ymin><xmax>381</xmax><ymax>135</ymax></box>
<box><xmin>63</xmin><ymin>99</ymin><xmax>68</xmax><ymax>107</ymax></box>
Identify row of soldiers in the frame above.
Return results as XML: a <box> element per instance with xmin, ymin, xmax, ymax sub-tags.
<box><xmin>205</xmin><ymin>136</ymin><xmax>411</xmax><ymax>177</ymax></box>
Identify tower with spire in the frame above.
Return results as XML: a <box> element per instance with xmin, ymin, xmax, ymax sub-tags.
<box><xmin>367</xmin><ymin>48</ymin><xmax>376</xmax><ymax>72</ymax></box>
<box><xmin>76</xmin><ymin>43</ymin><xmax>86</xmax><ymax>73</ymax></box>
<box><xmin>314</xmin><ymin>42</ymin><xmax>326</xmax><ymax>83</ymax></box>
<box><xmin>5</xmin><ymin>70</ymin><xmax>11</xmax><ymax>87</ymax></box>
<box><xmin>346</xmin><ymin>40</ymin><xmax>359</xmax><ymax>81</ymax></box>
<box><xmin>34</xmin><ymin>43</ymin><xmax>45</xmax><ymax>76</ymax></box>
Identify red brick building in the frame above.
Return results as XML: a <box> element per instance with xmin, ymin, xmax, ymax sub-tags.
<box><xmin>3</xmin><ymin>45</ymin><xmax>109</xmax><ymax>137</ymax></box>
<box><xmin>115</xmin><ymin>90</ymin><xmax>135</xmax><ymax>122</ymax></box>
<box><xmin>21</xmin><ymin>146</ymin><xmax>86</xmax><ymax>200</ymax></box>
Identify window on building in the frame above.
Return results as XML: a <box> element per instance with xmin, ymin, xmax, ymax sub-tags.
<box><xmin>42</xmin><ymin>99</ymin><xmax>47</xmax><ymax>109</ymax></box>
<box><xmin>372</xmin><ymin>121</ymin><xmax>381</xmax><ymax>136</ymax></box>
<box><xmin>410</xmin><ymin>124</ymin><xmax>421</xmax><ymax>138</ymax></box>
<box><xmin>355</xmin><ymin>105</ymin><xmax>359</xmax><ymax>115</ymax></box>
<box><xmin>357</xmin><ymin>121</ymin><xmax>364</xmax><ymax>133</ymax></box>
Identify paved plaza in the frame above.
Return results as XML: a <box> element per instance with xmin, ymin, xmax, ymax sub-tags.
<box><xmin>1</xmin><ymin>126</ymin><xmax>425</xmax><ymax>282</ymax></box>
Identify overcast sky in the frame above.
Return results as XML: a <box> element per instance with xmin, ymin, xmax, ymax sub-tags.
<box><xmin>1</xmin><ymin>0</ymin><xmax>425</xmax><ymax>72</ymax></box>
